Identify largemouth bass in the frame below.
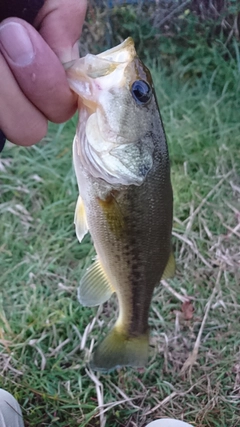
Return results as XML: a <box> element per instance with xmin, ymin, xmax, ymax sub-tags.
<box><xmin>66</xmin><ymin>38</ymin><xmax>175</xmax><ymax>372</ymax></box>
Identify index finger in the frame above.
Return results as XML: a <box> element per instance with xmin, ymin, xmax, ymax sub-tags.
<box><xmin>35</xmin><ymin>0</ymin><xmax>88</xmax><ymax>63</ymax></box>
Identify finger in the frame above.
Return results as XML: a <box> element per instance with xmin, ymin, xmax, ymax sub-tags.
<box><xmin>35</xmin><ymin>0</ymin><xmax>88</xmax><ymax>63</ymax></box>
<box><xmin>0</xmin><ymin>53</ymin><xmax>47</xmax><ymax>146</ymax></box>
<box><xmin>0</xmin><ymin>18</ymin><xmax>77</xmax><ymax>123</ymax></box>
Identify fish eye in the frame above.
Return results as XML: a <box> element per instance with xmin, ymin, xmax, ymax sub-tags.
<box><xmin>131</xmin><ymin>80</ymin><xmax>152</xmax><ymax>105</ymax></box>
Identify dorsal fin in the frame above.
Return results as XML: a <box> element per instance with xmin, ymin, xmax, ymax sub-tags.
<box><xmin>161</xmin><ymin>251</ymin><xmax>176</xmax><ymax>280</ymax></box>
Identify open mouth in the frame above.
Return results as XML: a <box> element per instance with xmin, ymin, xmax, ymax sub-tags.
<box><xmin>65</xmin><ymin>38</ymin><xmax>137</xmax><ymax>111</ymax></box>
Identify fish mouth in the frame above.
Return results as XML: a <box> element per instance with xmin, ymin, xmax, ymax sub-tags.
<box><xmin>65</xmin><ymin>38</ymin><xmax>137</xmax><ymax>113</ymax></box>
<box><xmin>96</xmin><ymin>37</ymin><xmax>136</xmax><ymax>63</ymax></box>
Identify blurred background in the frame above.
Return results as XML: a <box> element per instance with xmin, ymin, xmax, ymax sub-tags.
<box><xmin>81</xmin><ymin>0</ymin><xmax>239</xmax><ymax>75</ymax></box>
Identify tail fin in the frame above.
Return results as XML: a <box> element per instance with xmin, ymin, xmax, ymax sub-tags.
<box><xmin>90</xmin><ymin>326</ymin><xmax>149</xmax><ymax>372</ymax></box>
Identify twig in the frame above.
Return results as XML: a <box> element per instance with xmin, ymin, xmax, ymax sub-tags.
<box><xmin>144</xmin><ymin>391</ymin><xmax>177</xmax><ymax>415</ymax></box>
<box><xmin>161</xmin><ymin>279</ymin><xmax>189</xmax><ymax>303</ymax></box>
<box><xmin>184</xmin><ymin>171</ymin><xmax>232</xmax><ymax>233</ymax></box>
<box><xmin>86</xmin><ymin>368</ymin><xmax>106</xmax><ymax>427</ymax></box>
<box><xmin>144</xmin><ymin>381</ymin><xmax>200</xmax><ymax>416</ymax></box>
<box><xmin>181</xmin><ymin>269</ymin><xmax>222</xmax><ymax>374</ymax></box>
<box><xmin>173</xmin><ymin>231</ymin><xmax>212</xmax><ymax>268</ymax></box>
<box><xmin>154</xmin><ymin>0</ymin><xmax>190</xmax><ymax>28</ymax></box>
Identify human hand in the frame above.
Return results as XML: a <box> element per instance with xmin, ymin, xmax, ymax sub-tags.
<box><xmin>0</xmin><ymin>0</ymin><xmax>87</xmax><ymax>146</ymax></box>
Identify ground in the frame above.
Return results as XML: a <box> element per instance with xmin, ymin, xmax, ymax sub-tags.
<box><xmin>0</xmin><ymin>45</ymin><xmax>240</xmax><ymax>426</ymax></box>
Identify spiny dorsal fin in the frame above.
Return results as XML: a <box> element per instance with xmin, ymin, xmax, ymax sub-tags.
<box><xmin>78</xmin><ymin>258</ymin><xmax>115</xmax><ymax>307</ymax></box>
<box><xmin>161</xmin><ymin>251</ymin><xmax>176</xmax><ymax>280</ymax></box>
<box><xmin>74</xmin><ymin>195</ymin><xmax>88</xmax><ymax>243</ymax></box>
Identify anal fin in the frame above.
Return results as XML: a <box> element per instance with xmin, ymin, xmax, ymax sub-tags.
<box><xmin>78</xmin><ymin>258</ymin><xmax>114</xmax><ymax>307</ymax></box>
<box><xmin>161</xmin><ymin>251</ymin><xmax>176</xmax><ymax>280</ymax></box>
<box><xmin>74</xmin><ymin>195</ymin><xmax>88</xmax><ymax>242</ymax></box>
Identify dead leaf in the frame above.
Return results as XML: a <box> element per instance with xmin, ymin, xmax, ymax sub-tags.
<box><xmin>181</xmin><ymin>300</ymin><xmax>194</xmax><ymax>320</ymax></box>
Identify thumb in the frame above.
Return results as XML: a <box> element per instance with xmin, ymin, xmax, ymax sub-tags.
<box><xmin>35</xmin><ymin>0</ymin><xmax>87</xmax><ymax>63</ymax></box>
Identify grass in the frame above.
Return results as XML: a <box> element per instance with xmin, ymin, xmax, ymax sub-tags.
<box><xmin>0</xmin><ymin>42</ymin><xmax>240</xmax><ymax>427</ymax></box>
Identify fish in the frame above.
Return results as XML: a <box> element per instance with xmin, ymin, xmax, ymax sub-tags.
<box><xmin>66</xmin><ymin>37</ymin><xmax>175</xmax><ymax>372</ymax></box>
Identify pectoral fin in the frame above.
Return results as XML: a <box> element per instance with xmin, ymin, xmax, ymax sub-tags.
<box><xmin>74</xmin><ymin>195</ymin><xmax>88</xmax><ymax>242</ymax></box>
<box><xmin>161</xmin><ymin>251</ymin><xmax>176</xmax><ymax>280</ymax></box>
<box><xmin>78</xmin><ymin>259</ymin><xmax>115</xmax><ymax>307</ymax></box>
